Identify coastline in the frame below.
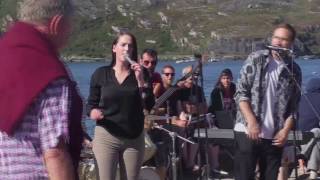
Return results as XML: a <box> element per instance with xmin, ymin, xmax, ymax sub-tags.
<box><xmin>63</xmin><ymin>54</ymin><xmax>320</xmax><ymax>63</ymax></box>
<box><xmin>62</xmin><ymin>54</ymin><xmax>247</xmax><ymax>63</ymax></box>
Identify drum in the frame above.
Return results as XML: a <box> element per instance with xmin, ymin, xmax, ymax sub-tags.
<box><xmin>143</xmin><ymin>132</ymin><xmax>157</xmax><ymax>163</ymax></box>
<box><xmin>139</xmin><ymin>166</ymin><xmax>161</xmax><ymax>180</ymax></box>
<box><xmin>78</xmin><ymin>148</ymin><xmax>97</xmax><ymax>180</ymax></box>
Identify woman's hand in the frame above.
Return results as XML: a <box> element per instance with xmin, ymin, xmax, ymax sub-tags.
<box><xmin>90</xmin><ymin>108</ymin><xmax>104</xmax><ymax>121</ymax></box>
<box><xmin>131</xmin><ymin>63</ymin><xmax>144</xmax><ymax>87</ymax></box>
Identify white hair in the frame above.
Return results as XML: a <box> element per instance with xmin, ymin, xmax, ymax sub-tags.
<box><xmin>182</xmin><ymin>65</ymin><xmax>193</xmax><ymax>76</ymax></box>
<box><xmin>18</xmin><ymin>0</ymin><xmax>74</xmax><ymax>24</ymax></box>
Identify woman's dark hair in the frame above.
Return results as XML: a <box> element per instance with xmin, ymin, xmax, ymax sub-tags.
<box><xmin>215</xmin><ymin>68</ymin><xmax>233</xmax><ymax>88</ymax></box>
<box><xmin>110</xmin><ymin>31</ymin><xmax>138</xmax><ymax>66</ymax></box>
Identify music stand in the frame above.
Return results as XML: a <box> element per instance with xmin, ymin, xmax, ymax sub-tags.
<box><xmin>214</xmin><ymin>111</ymin><xmax>236</xmax><ymax>162</ymax></box>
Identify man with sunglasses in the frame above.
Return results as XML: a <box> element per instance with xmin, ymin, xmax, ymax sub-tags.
<box><xmin>161</xmin><ymin>65</ymin><xmax>176</xmax><ymax>89</ymax></box>
<box><xmin>166</xmin><ymin>65</ymin><xmax>208</xmax><ymax>175</ymax></box>
<box><xmin>178</xmin><ymin>65</ymin><xmax>207</xmax><ymax>116</ymax></box>
<box><xmin>140</xmin><ymin>48</ymin><xmax>163</xmax><ymax>98</ymax></box>
<box><xmin>159</xmin><ymin>65</ymin><xmax>181</xmax><ymax>116</ymax></box>
<box><xmin>146</xmin><ymin>65</ymin><xmax>180</xmax><ymax>180</ymax></box>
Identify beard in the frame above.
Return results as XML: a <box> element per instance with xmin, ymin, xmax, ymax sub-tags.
<box><xmin>164</xmin><ymin>79</ymin><xmax>173</xmax><ymax>87</ymax></box>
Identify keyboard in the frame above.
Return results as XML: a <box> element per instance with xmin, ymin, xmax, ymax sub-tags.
<box><xmin>193</xmin><ymin>128</ymin><xmax>314</xmax><ymax>145</ymax></box>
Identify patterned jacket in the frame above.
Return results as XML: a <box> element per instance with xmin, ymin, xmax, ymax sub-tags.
<box><xmin>235</xmin><ymin>49</ymin><xmax>302</xmax><ymax>134</ymax></box>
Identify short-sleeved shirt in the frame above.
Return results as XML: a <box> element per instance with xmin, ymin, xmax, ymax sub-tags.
<box><xmin>0</xmin><ymin>79</ymin><xmax>70</xmax><ymax>179</ymax></box>
<box><xmin>151</xmin><ymin>72</ymin><xmax>162</xmax><ymax>86</ymax></box>
<box><xmin>151</xmin><ymin>72</ymin><xmax>164</xmax><ymax>98</ymax></box>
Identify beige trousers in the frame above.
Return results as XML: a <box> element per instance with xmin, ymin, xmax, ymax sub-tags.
<box><xmin>93</xmin><ymin>126</ymin><xmax>144</xmax><ymax>180</ymax></box>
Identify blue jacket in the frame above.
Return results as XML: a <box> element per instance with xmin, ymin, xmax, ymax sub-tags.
<box><xmin>298</xmin><ymin>78</ymin><xmax>320</xmax><ymax>131</ymax></box>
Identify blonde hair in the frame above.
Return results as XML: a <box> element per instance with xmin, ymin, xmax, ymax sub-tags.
<box><xmin>18</xmin><ymin>0</ymin><xmax>74</xmax><ymax>24</ymax></box>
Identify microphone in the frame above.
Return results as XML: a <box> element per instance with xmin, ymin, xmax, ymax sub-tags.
<box><xmin>266</xmin><ymin>45</ymin><xmax>293</xmax><ymax>54</ymax></box>
<box><xmin>124</xmin><ymin>54</ymin><xmax>136</xmax><ymax>65</ymax></box>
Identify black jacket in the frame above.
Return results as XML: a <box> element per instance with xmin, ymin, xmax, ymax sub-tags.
<box><xmin>208</xmin><ymin>82</ymin><xmax>236</xmax><ymax>114</ymax></box>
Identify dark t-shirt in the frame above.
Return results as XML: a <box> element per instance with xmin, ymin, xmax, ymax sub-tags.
<box><xmin>87</xmin><ymin>66</ymin><xmax>147</xmax><ymax>139</ymax></box>
<box><xmin>151</xmin><ymin>72</ymin><xmax>162</xmax><ymax>85</ymax></box>
<box><xmin>161</xmin><ymin>89</ymin><xmax>181</xmax><ymax>116</ymax></box>
<box><xmin>180</xmin><ymin>84</ymin><xmax>206</xmax><ymax>104</ymax></box>
<box><xmin>142</xmin><ymin>68</ymin><xmax>156</xmax><ymax>111</ymax></box>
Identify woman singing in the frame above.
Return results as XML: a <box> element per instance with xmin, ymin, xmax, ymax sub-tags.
<box><xmin>87</xmin><ymin>32</ymin><xmax>146</xmax><ymax>180</ymax></box>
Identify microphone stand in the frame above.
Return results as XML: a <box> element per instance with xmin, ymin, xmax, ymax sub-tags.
<box><xmin>274</xmin><ymin>50</ymin><xmax>300</xmax><ymax>179</ymax></box>
<box><xmin>192</xmin><ymin>54</ymin><xmax>210</xmax><ymax>180</ymax></box>
<box><xmin>276</xmin><ymin>49</ymin><xmax>320</xmax><ymax>180</ymax></box>
<box><xmin>154</xmin><ymin>125</ymin><xmax>195</xmax><ymax>180</ymax></box>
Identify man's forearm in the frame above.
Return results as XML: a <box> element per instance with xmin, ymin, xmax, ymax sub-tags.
<box><xmin>153</xmin><ymin>83</ymin><xmax>162</xmax><ymax>98</ymax></box>
<box><xmin>282</xmin><ymin>116</ymin><xmax>294</xmax><ymax>133</ymax></box>
<box><xmin>239</xmin><ymin>100</ymin><xmax>258</xmax><ymax>125</ymax></box>
<box><xmin>44</xmin><ymin>142</ymin><xmax>75</xmax><ymax>180</ymax></box>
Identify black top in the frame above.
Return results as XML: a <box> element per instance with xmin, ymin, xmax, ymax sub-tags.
<box><xmin>142</xmin><ymin>67</ymin><xmax>155</xmax><ymax>111</ymax></box>
<box><xmin>159</xmin><ymin>88</ymin><xmax>182</xmax><ymax>116</ymax></box>
<box><xmin>180</xmin><ymin>84</ymin><xmax>206</xmax><ymax>104</ymax></box>
<box><xmin>87</xmin><ymin>66</ymin><xmax>146</xmax><ymax>139</ymax></box>
<box><xmin>208</xmin><ymin>83</ymin><xmax>236</xmax><ymax>114</ymax></box>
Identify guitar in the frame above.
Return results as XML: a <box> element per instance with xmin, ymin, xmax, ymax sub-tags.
<box><xmin>145</xmin><ymin>113</ymin><xmax>214</xmax><ymax>128</ymax></box>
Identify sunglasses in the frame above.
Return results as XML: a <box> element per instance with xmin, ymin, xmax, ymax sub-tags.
<box><xmin>143</xmin><ymin>60</ymin><xmax>156</xmax><ymax>66</ymax></box>
<box><xmin>163</xmin><ymin>73</ymin><xmax>175</xmax><ymax>77</ymax></box>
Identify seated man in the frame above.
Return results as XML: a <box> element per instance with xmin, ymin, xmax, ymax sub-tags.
<box><xmin>151</xmin><ymin>64</ymin><xmax>207</xmax><ymax>178</ymax></box>
<box><xmin>173</xmin><ymin>65</ymin><xmax>207</xmax><ymax>173</ymax></box>
<box><xmin>298</xmin><ymin>77</ymin><xmax>320</xmax><ymax>179</ymax></box>
<box><xmin>145</xmin><ymin>65</ymin><xmax>179</xmax><ymax>180</ymax></box>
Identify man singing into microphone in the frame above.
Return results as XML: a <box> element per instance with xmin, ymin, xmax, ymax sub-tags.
<box><xmin>234</xmin><ymin>24</ymin><xmax>302</xmax><ymax>180</ymax></box>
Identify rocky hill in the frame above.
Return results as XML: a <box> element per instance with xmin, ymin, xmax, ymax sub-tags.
<box><xmin>1</xmin><ymin>0</ymin><xmax>320</xmax><ymax>59</ymax></box>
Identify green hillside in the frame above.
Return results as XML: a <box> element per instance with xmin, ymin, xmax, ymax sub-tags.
<box><xmin>1</xmin><ymin>0</ymin><xmax>320</xmax><ymax>59</ymax></box>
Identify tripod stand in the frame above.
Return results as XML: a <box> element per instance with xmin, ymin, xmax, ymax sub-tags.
<box><xmin>154</xmin><ymin>125</ymin><xmax>195</xmax><ymax>180</ymax></box>
<box><xmin>189</xmin><ymin>54</ymin><xmax>211</xmax><ymax>180</ymax></box>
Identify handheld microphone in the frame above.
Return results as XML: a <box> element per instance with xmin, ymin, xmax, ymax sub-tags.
<box><xmin>124</xmin><ymin>54</ymin><xmax>136</xmax><ymax>65</ymax></box>
<box><xmin>266</xmin><ymin>45</ymin><xmax>293</xmax><ymax>54</ymax></box>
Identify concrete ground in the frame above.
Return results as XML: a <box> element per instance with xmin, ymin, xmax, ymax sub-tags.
<box><xmin>78</xmin><ymin>148</ymin><xmax>319</xmax><ymax>180</ymax></box>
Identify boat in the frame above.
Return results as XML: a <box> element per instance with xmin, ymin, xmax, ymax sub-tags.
<box><xmin>208</xmin><ymin>57</ymin><xmax>219</xmax><ymax>62</ymax></box>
